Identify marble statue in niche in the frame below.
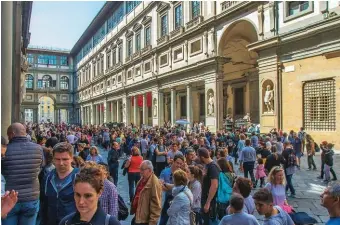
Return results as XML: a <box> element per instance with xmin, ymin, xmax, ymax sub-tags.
<box><xmin>207</xmin><ymin>91</ymin><xmax>214</xmax><ymax>116</ymax></box>
<box><xmin>153</xmin><ymin>98</ymin><xmax>157</xmax><ymax>117</ymax></box>
<box><xmin>264</xmin><ymin>85</ymin><xmax>274</xmax><ymax>113</ymax></box>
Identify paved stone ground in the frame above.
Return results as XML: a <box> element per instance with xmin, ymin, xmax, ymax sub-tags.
<box><xmin>98</xmin><ymin>144</ymin><xmax>339</xmax><ymax>225</ymax></box>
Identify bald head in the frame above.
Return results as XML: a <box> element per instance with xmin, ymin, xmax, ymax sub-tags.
<box><xmin>7</xmin><ymin>123</ymin><xmax>26</xmax><ymax>140</ymax></box>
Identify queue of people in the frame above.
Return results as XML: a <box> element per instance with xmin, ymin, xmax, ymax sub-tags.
<box><xmin>1</xmin><ymin>121</ymin><xmax>339</xmax><ymax>225</ymax></box>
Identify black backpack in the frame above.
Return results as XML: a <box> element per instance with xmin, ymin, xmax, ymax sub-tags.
<box><xmin>118</xmin><ymin>194</ymin><xmax>129</xmax><ymax>221</ymax></box>
<box><xmin>287</xmin><ymin>149</ymin><xmax>297</xmax><ymax>167</ymax></box>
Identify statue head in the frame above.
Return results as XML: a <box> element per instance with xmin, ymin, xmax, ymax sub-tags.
<box><xmin>209</xmin><ymin>92</ymin><xmax>213</xmax><ymax>97</ymax></box>
<box><xmin>266</xmin><ymin>85</ymin><xmax>271</xmax><ymax>91</ymax></box>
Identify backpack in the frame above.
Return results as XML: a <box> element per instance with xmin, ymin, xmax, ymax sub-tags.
<box><xmin>287</xmin><ymin>149</ymin><xmax>297</xmax><ymax>167</ymax></box>
<box><xmin>118</xmin><ymin>194</ymin><xmax>129</xmax><ymax>221</ymax></box>
<box><xmin>217</xmin><ymin>172</ymin><xmax>233</xmax><ymax>204</ymax></box>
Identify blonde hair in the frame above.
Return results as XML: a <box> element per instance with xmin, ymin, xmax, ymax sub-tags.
<box><xmin>90</xmin><ymin>146</ymin><xmax>99</xmax><ymax>156</ymax></box>
<box><xmin>267</xmin><ymin>166</ymin><xmax>286</xmax><ymax>186</ymax></box>
<box><xmin>131</xmin><ymin>146</ymin><xmax>140</xmax><ymax>156</ymax></box>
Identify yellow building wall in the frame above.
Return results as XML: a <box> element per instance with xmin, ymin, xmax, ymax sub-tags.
<box><xmin>282</xmin><ymin>55</ymin><xmax>340</xmax><ymax>149</ymax></box>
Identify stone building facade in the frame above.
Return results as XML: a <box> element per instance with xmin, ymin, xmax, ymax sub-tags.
<box><xmin>22</xmin><ymin>46</ymin><xmax>76</xmax><ymax>124</ymax></box>
<box><xmin>22</xmin><ymin>1</ymin><xmax>340</xmax><ymax>147</ymax></box>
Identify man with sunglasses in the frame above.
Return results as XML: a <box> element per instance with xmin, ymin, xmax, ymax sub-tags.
<box><xmin>321</xmin><ymin>181</ymin><xmax>340</xmax><ymax>225</ymax></box>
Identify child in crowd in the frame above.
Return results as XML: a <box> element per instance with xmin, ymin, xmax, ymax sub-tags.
<box><xmin>324</xmin><ymin>143</ymin><xmax>337</xmax><ymax>183</ymax></box>
<box><xmin>219</xmin><ymin>194</ymin><xmax>259</xmax><ymax>225</ymax></box>
<box><xmin>255</xmin><ymin>158</ymin><xmax>266</xmax><ymax>188</ymax></box>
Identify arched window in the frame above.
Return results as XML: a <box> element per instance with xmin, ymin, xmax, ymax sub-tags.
<box><xmin>25</xmin><ymin>74</ymin><xmax>34</xmax><ymax>89</ymax></box>
<box><xmin>42</xmin><ymin>75</ymin><xmax>52</xmax><ymax>88</ymax></box>
<box><xmin>60</xmin><ymin>76</ymin><xmax>69</xmax><ymax>90</ymax></box>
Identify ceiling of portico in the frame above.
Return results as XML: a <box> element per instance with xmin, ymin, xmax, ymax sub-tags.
<box><xmin>219</xmin><ymin>20</ymin><xmax>259</xmax><ymax>80</ymax></box>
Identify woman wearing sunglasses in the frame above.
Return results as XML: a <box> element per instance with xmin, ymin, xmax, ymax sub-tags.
<box><xmin>59</xmin><ymin>165</ymin><xmax>120</xmax><ymax>225</ymax></box>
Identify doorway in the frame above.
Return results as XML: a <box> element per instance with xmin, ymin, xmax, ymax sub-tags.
<box><xmin>234</xmin><ymin>87</ymin><xmax>244</xmax><ymax>119</ymax></box>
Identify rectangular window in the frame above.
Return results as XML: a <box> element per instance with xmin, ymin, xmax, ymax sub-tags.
<box><xmin>135</xmin><ymin>33</ymin><xmax>141</xmax><ymax>52</ymax></box>
<box><xmin>27</xmin><ymin>54</ymin><xmax>34</xmax><ymax>64</ymax></box>
<box><xmin>144</xmin><ymin>62</ymin><xmax>151</xmax><ymax>72</ymax></box>
<box><xmin>101</xmin><ymin>58</ymin><xmax>104</xmax><ymax>74</ymax></box>
<box><xmin>161</xmin><ymin>14</ymin><xmax>168</xmax><ymax>37</ymax></box>
<box><xmin>145</xmin><ymin>26</ymin><xmax>151</xmax><ymax>46</ymax></box>
<box><xmin>192</xmin><ymin>1</ymin><xmax>200</xmax><ymax>19</ymax></box>
<box><xmin>37</xmin><ymin>79</ymin><xmax>43</xmax><ymax>88</ymax></box>
<box><xmin>288</xmin><ymin>1</ymin><xmax>309</xmax><ymax>16</ymax></box>
<box><xmin>118</xmin><ymin>46</ymin><xmax>122</xmax><ymax>62</ymax></box>
<box><xmin>93</xmin><ymin>64</ymin><xmax>96</xmax><ymax>77</ymax></box>
<box><xmin>303</xmin><ymin>79</ymin><xmax>336</xmax><ymax>131</ymax></box>
<box><xmin>174</xmin><ymin>48</ymin><xmax>183</xmax><ymax>61</ymax></box>
<box><xmin>112</xmin><ymin>50</ymin><xmax>116</xmax><ymax>65</ymax></box>
<box><xmin>93</xmin><ymin>24</ymin><xmax>106</xmax><ymax>47</ymax></box>
<box><xmin>160</xmin><ymin>54</ymin><xmax>168</xmax><ymax>66</ymax></box>
<box><xmin>127</xmin><ymin>39</ymin><xmax>133</xmax><ymax>57</ymax></box>
<box><xmin>107</xmin><ymin>53</ymin><xmax>111</xmax><ymax>69</ymax></box>
<box><xmin>118</xmin><ymin>75</ymin><xmax>122</xmax><ymax>83</ymax></box>
<box><xmin>135</xmin><ymin>67</ymin><xmax>141</xmax><ymax>76</ymax></box>
<box><xmin>174</xmin><ymin>4</ymin><xmax>183</xmax><ymax>29</ymax></box>
<box><xmin>127</xmin><ymin>70</ymin><xmax>132</xmax><ymax>79</ymax></box>
<box><xmin>60</xmin><ymin>56</ymin><xmax>68</xmax><ymax>65</ymax></box>
<box><xmin>126</xmin><ymin>1</ymin><xmax>141</xmax><ymax>14</ymax></box>
<box><xmin>190</xmin><ymin>39</ymin><xmax>202</xmax><ymax>54</ymax></box>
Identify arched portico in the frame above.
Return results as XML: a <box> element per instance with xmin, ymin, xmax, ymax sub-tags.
<box><xmin>217</xmin><ymin>19</ymin><xmax>260</xmax><ymax>123</ymax></box>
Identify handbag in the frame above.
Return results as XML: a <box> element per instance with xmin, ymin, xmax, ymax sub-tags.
<box><xmin>279</xmin><ymin>204</ymin><xmax>294</xmax><ymax>214</ymax></box>
<box><xmin>183</xmin><ymin>190</ymin><xmax>196</xmax><ymax>225</ymax></box>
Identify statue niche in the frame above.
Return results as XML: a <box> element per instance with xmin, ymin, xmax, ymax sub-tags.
<box><xmin>262</xmin><ymin>80</ymin><xmax>274</xmax><ymax>114</ymax></box>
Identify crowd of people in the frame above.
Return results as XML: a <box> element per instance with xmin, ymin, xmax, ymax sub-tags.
<box><xmin>1</xmin><ymin>121</ymin><xmax>339</xmax><ymax>225</ymax></box>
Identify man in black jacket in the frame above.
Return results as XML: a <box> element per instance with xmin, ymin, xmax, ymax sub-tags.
<box><xmin>108</xmin><ymin>141</ymin><xmax>120</xmax><ymax>186</ymax></box>
<box><xmin>2</xmin><ymin>123</ymin><xmax>44</xmax><ymax>225</ymax></box>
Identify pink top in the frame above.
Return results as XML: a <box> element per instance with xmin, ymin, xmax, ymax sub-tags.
<box><xmin>255</xmin><ymin>164</ymin><xmax>266</xmax><ymax>179</ymax></box>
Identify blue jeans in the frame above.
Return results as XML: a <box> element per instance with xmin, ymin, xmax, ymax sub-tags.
<box><xmin>128</xmin><ymin>172</ymin><xmax>140</xmax><ymax>202</ymax></box>
<box><xmin>2</xmin><ymin>199</ymin><xmax>39</xmax><ymax>225</ymax></box>
<box><xmin>109</xmin><ymin>162</ymin><xmax>119</xmax><ymax>186</ymax></box>
<box><xmin>285</xmin><ymin>172</ymin><xmax>296</xmax><ymax>195</ymax></box>
<box><xmin>243</xmin><ymin>161</ymin><xmax>256</xmax><ymax>184</ymax></box>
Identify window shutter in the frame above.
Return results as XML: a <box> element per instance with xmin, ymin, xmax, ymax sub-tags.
<box><xmin>52</xmin><ymin>80</ymin><xmax>57</xmax><ymax>87</ymax></box>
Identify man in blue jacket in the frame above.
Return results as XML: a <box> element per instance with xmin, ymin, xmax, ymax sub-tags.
<box><xmin>2</xmin><ymin>123</ymin><xmax>44</xmax><ymax>225</ymax></box>
<box><xmin>43</xmin><ymin>142</ymin><xmax>79</xmax><ymax>225</ymax></box>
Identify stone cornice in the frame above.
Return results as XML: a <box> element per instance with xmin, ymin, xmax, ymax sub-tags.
<box><xmin>156</xmin><ymin>2</ymin><xmax>170</xmax><ymax>13</ymax></box>
<box><xmin>141</xmin><ymin>15</ymin><xmax>152</xmax><ymax>25</ymax></box>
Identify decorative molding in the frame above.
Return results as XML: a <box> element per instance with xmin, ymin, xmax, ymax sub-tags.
<box><xmin>156</xmin><ymin>2</ymin><xmax>170</xmax><ymax>13</ymax></box>
<box><xmin>105</xmin><ymin>47</ymin><xmax>111</xmax><ymax>53</ymax></box>
<box><xmin>132</xmin><ymin>23</ymin><xmax>142</xmax><ymax>32</ymax></box>
<box><xmin>141</xmin><ymin>16</ymin><xmax>152</xmax><ymax>25</ymax></box>
<box><xmin>186</xmin><ymin>16</ymin><xmax>204</xmax><ymax>30</ymax></box>
<box><xmin>157</xmin><ymin>35</ymin><xmax>169</xmax><ymax>45</ymax></box>
<box><xmin>170</xmin><ymin>26</ymin><xmax>185</xmax><ymax>38</ymax></box>
<box><xmin>125</xmin><ymin>30</ymin><xmax>134</xmax><ymax>38</ymax></box>
<box><xmin>110</xmin><ymin>43</ymin><xmax>117</xmax><ymax>49</ymax></box>
<box><xmin>141</xmin><ymin>45</ymin><xmax>152</xmax><ymax>54</ymax></box>
<box><xmin>116</xmin><ymin>38</ymin><xmax>123</xmax><ymax>45</ymax></box>
<box><xmin>132</xmin><ymin>51</ymin><xmax>141</xmax><ymax>59</ymax></box>
<box><xmin>269</xmin><ymin>2</ymin><xmax>275</xmax><ymax>32</ymax></box>
<box><xmin>258</xmin><ymin>5</ymin><xmax>264</xmax><ymax>36</ymax></box>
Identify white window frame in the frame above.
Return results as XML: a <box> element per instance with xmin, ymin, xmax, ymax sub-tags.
<box><xmin>159</xmin><ymin>53</ymin><xmax>169</xmax><ymax>67</ymax></box>
<box><xmin>173</xmin><ymin>45</ymin><xmax>184</xmax><ymax>62</ymax></box>
<box><xmin>283</xmin><ymin>1</ymin><xmax>314</xmax><ymax>22</ymax></box>
<box><xmin>189</xmin><ymin>37</ymin><xmax>203</xmax><ymax>56</ymax></box>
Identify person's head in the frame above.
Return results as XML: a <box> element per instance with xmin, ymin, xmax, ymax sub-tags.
<box><xmin>216</xmin><ymin>150</ymin><xmax>221</xmax><ymax>159</ymax></box>
<box><xmin>229</xmin><ymin>193</ymin><xmax>244</xmax><ymax>212</ymax></box>
<box><xmin>89</xmin><ymin>146</ymin><xmax>99</xmax><ymax>156</ymax></box>
<box><xmin>253</xmin><ymin>188</ymin><xmax>274</xmax><ymax>216</ymax></box>
<box><xmin>112</xmin><ymin>141</ymin><xmax>120</xmax><ymax>150</ymax></box>
<box><xmin>74</xmin><ymin>165</ymin><xmax>104</xmax><ymax>216</ymax></box>
<box><xmin>266</xmin><ymin>142</ymin><xmax>272</xmax><ymax>150</ymax></box>
<box><xmin>42</xmin><ymin>147</ymin><xmax>54</xmax><ymax>166</ymax></box>
<box><xmin>72</xmin><ymin>156</ymin><xmax>85</xmax><ymax>168</ymax></box>
<box><xmin>300</xmin><ymin>127</ymin><xmax>304</xmax><ymax>131</ymax></box>
<box><xmin>1</xmin><ymin>136</ymin><xmax>8</xmax><ymax>157</ymax></box>
<box><xmin>53</xmin><ymin>142</ymin><xmax>73</xmax><ymax>174</ymax></box>
<box><xmin>267</xmin><ymin>166</ymin><xmax>285</xmax><ymax>185</ymax></box>
<box><xmin>326</xmin><ymin>143</ymin><xmax>334</xmax><ymax>150</ymax></box>
<box><xmin>172</xmin><ymin>154</ymin><xmax>185</xmax><ymax>171</ymax></box>
<box><xmin>283</xmin><ymin>140</ymin><xmax>291</xmax><ymax>149</ymax></box>
<box><xmin>77</xmin><ymin>143</ymin><xmax>85</xmax><ymax>152</ymax></box>
<box><xmin>187</xmin><ymin>165</ymin><xmax>202</xmax><ymax>183</ymax></box>
<box><xmin>173</xmin><ymin>169</ymin><xmax>188</xmax><ymax>187</ymax></box>
<box><xmin>185</xmin><ymin>148</ymin><xmax>196</xmax><ymax>163</ymax></box>
<box><xmin>140</xmin><ymin>160</ymin><xmax>154</xmax><ymax>180</ymax></box>
<box><xmin>217</xmin><ymin>157</ymin><xmax>233</xmax><ymax>173</ymax></box>
<box><xmin>7</xmin><ymin>123</ymin><xmax>26</xmax><ymax>140</ymax></box>
<box><xmin>199</xmin><ymin>138</ymin><xmax>205</xmax><ymax>146</ymax></box>
<box><xmin>131</xmin><ymin>146</ymin><xmax>140</xmax><ymax>156</ymax></box>
<box><xmin>320</xmin><ymin>181</ymin><xmax>340</xmax><ymax>214</ymax></box>
<box><xmin>233</xmin><ymin>177</ymin><xmax>252</xmax><ymax>198</ymax></box>
<box><xmin>245</xmin><ymin>139</ymin><xmax>251</xmax><ymax>146</ymax></box>
<box><xmin>81</xmin><ymin>133</ymin><xmax>87</xmax><ymax>140</ymax></box>
<box><xmin>239</xmin><ymin>134</ymin><xmax>246</xmax><ymax>140</ymax></box>
<box><xmin>251</xmin><ymin>131</ymin><xmax>256</xmax><ymax>136</ymax></box>
<box><xmin>197</xmin><ymin>148</ymin><xmax>211</xmax><ymax>164</ymax></box>
<box><xmin>257</xmin><ymin>158</ymin><xmax>264</xmax><ymax>165</ymax></box>
<box><xmin>171</xmin><ymin>141</ymin><xmax>179</xmax><ymax>151</ymax></box>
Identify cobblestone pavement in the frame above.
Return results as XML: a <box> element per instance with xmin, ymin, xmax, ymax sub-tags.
<box><xmin>98</xmin><ymin>144</ymin><xmax>339</xmax><ymax>225</ymax></box>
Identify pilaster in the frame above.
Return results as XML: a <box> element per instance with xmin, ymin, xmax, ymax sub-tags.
<box><xmin>170</xmin><ymin>88</ymin><xmax>177</xmax><ymax>125</ymax></box>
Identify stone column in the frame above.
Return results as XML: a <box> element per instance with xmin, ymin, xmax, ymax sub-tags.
<box><xmin>142</xmin><ymin>93</ymin><xmax>147</xmax><ymax>125</ymax></box>
<box><xmin>205</xmin><ymin>76</ymin><xmax>224</xmax><ymax>132</ymax></box>
<box><xmin>133</xmin><ymin>96</ymin><xmax>138</xmax><ymax>126</ymax></box>
<box><xmin>103</xmin><ymin>100</ymin><xmax>107</xmax><ymax>123</ymax></box>
<box><xmin>1</xmin><ymin>1</ymin><xmax>13</xmax><ymax>135</ymax></box>
<box><xmin>158</xmin><ymin>92</ymin><xmax>164</xmax><ymax>126</ymax></box>
<box><xmin>186</xmin><ymin>84</ymin><xmax>193</xmax><ymax>131</ymax></box>
<box><xmin>111</xmin><ymin>101</ymin><xmax>114</xmax><ymax>122</ymax></box>
<box><xmin>80</xmin><ymin>106</ymin><xmax>84</xmax><ymax>125</ymax></box>
<box><xmin>116</xmin><ymin>100</ymin><xmax>121</xmax><ymax>122</ymax></box>
<box><xmin>33</xmin><ymin>108</ymin><xmax>38</xmax><ymax>123</ymax></box>
<box><xmin>170</xmin><ymin>88</ymin><xmax>176</xmax><ymax>126</ymax></box>
<box><xmin>98</xmin><ymin>104</ymin><xmax>101</xmax><ymax>125</ymax></box>
<box><xmin>90</xmin><ymin>103</ymin><xmax>94</xmax><ymax>125</ymax></box>
<box><xmin>122</xmin><ymin>97</ymin><xmax>130</xmax><ymax>126</ymax></box>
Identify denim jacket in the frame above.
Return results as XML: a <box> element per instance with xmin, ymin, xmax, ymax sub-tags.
<box><xmin>167</xmin><ymin>185</ymin><xmax>193</xmax><ymax>225</ymax></box>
